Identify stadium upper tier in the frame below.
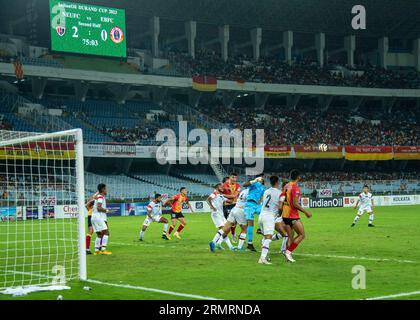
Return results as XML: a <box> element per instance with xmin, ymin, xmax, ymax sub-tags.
<box><xmin>163</xmin><ymin>50</ymin><xmax>420</xmax><ymax>89</ymax></box>
<box><xmin>4</xmin><ymin>50</ymin><xmax>419</xmax><ymax>89</ymax></box>
<box><xmin>1</xmin><ymin>91</ymin><xmax>419</xmax><ymax>146</ymax></box>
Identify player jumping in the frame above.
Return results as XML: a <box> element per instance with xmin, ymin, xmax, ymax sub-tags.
<box><xmin>164</xmin><ymin>187</ymin><xmax>194</xmax><ymax>240</ymax></box>
<box><xmin>242</xmin><ymin>174</ymin><xmax>265</xmax><ymax>252</ymax></box>
<box><xmin>351</xmin><ymin>185</ymin><xmax>375</xmax><ymax>227</ymax></box>
<box><xmin>139</xmin><ymin>193</ymin><xmax>169</xmax><ymax>241</ymax></box>
<box><xmin>91</xmin><ymin>183</ymin><xmax>112</xmax><ymax>255</ymax></box>
<box><xmin>282</xmin><ymin>169</ymin><xmax>312</xmax><ymax>263</ymax></box>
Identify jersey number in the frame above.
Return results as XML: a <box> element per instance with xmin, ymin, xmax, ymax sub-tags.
<box><xmin>264</xmin><ymin>194</ymin><xmax>272</xmax><ymax>208</ymax></box>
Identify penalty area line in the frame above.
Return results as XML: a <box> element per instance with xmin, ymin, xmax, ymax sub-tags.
<box><xmin>85</xmin><ymin>279</ymin><xmax>221</xmax><ymax>300</ymax></box>
<box><xmin>364</xmin><ymin>290</ymin><xmax>420</xmax><ymax>300</ymax></box>
<box><xmin>292</xmin><ymin>252</ymin><xmax>416</xmax><ymax>264</ymax></box>
<box><xmin>4</xmin><ymin>270</ymin><xmax>221</xmax><ymax>300</ymax></box>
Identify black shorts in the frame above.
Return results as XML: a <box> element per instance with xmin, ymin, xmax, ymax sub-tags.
<box><xmin>283</xmin><ymin>218</ymin><xmax>300</xmax><ymax>226</ymax></box>
<box><xmin>87</xmin><ymin>216</ymin><xmax>92</xmax><ymax>227</ymax></box>
<box><xmin>171</xmin><ymin>211</ymin><xmax>184</xmax><ymax>219</ymax></box>
<box><xmin>223</xmin><ymin>204</ymin><xmax>235</xmax><ymax>219</ymax></box>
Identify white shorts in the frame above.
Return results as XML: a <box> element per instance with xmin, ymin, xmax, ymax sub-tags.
<box><xmin>258</xmin><ymin>214</ymin><xmax>275</xmax><ymax>236</ymax></box>
<box><xmin>143</xmin><ymin>215</ymin><xmax>162</xmax><ymax>227</ymax></box>
<box><xmin>227</xmin><ymin>207</ymin><xmax>247</xmax><ymax>226</ymax></box>
<box><xmin>358</xmin><ymin>206</ymin><xmax>373</xmax><ymax>215</ymax></box>
<box><xmin>275</xmin><ymin>216</ymin><xmax>283</xmax><ymax>224</ymax></box>
<box><xmin>91</xmin><ymin>214</ymin><xmax>108</xmax><ymax>232</ymax></box>
<box><xmin>211</xmin><ymin>211</ymin><xmax>226</xmax><ymax>228</ymax></box>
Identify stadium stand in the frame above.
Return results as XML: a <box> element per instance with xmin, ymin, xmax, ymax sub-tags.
<box><xmin>193</xmin><ymin>99</ymin><xmax>420</xmax><ymax>146</ymax></box>
<box><xmin>132</xmin><ymin>172</ymin><xmax>213</xmax><ymax>196</ymax></box>
<box><xmin>162</xmin><ymin>49</ymin><xmax>420</xmax><ymax>89</ymax></box>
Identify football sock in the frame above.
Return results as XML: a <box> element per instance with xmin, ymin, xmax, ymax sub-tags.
<box><xmin>281</xmin><ymin>236</ymin><xmax>288</xmax><ymax>252</ymax></box>
<box><xmin>272</xmin><ymin>233</ymin><xmax>281</xmax><ymax>241</ymax></box>
<box><xmin>94</xmin><ymin>237</ymin><xmax>102</xmax><ymax>252</ymax></box>
<box><xmin>247</xmin><ymin>225</ymin><xmax>254</xmax><ymax>244</ymax></box>
<box><xmin>212</xmin><ymin>230</ymin><xmax>224</xmax><ymax>244</ymax></box>
<box><xmin>168</xmin><ymin>225</ymin><xmax>174</xmax><ymax>235</ymax></box>
<box><xmin>353</xmin><ymin>214</ymin><xmax>362</xmax><ymax>224</ymax></box>
<box><xmin>369</xmin><ymin>214</ymin><xmax>374</xmax><ymax>224</ymax></box>
<box><xmin>238</xmin><ymin>233</ymin><xmax>246</xmax><ymax>249</ymax></box>
<box><xmin>101</xmin><ymin>235</ymin><xmax>109</xmax><ymax>250</ymax></box>
<box><xmin>86</xmin><ymin>234</ymin><xmax>91</xmax><ymax>250</ymax></box>
<box><xmin>162</xmin><ymin>223</ymin><xmax>168</xmax><ymax>234</ymax></box>
<box><xmin>286</xmin><ymin>242</ymin><xmax>298</xmax><ymax>253</ymax></box>
<box><xmin>261</xmin><ymin>239</ymin><xmax>272</xmax><ymax>260</ymax></box>
<box><xmin>139</xmin><ymin>230</ymin><xmax>144</xmax><ymax>240</ymax></box>
<box><xmin>224</xmin><ymin>236</ymin><xmax>233</xmax><ymax>249</ymax></box>
<box><xmin>176</xmin><ymin>224</ymin><xmax>185</xmax><ymax>233</ymax></box>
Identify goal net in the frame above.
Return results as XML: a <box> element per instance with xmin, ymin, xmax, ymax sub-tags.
<box><xmin>0</xmin><ymin>129</ymin><xmax>86</xmax><ymax>293</ymax></box>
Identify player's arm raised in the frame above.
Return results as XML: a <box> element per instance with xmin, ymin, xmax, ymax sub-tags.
<box><xmin>242</xmin><ymin>176</ymin><xmax>262</xmax><ymax>187</ymax></box>
<box><xmin>293</xmin><ymin>197</ymin><xmax>312</xmax><ymax>218</ymax></box>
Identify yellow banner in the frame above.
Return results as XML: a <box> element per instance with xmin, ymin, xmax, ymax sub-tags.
<box><xmin>0</xmin><ymin>148</ymin><xmax>76</xmax><ymax>160</ymax></box>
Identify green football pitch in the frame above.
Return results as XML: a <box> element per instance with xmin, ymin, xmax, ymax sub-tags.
<box><xmin>1</xmin><ymin>205</ymin><xmax>420</xmax><ymax>300</ymax></box>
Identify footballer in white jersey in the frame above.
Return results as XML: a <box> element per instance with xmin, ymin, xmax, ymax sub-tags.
<box><xmin>271</xmin><ymin>181</ymin><xmax>289</xmax><ymax>254</ymax></box>
<box><xmin>257</xmin><ymin>176</ymin><xmax>283</xmax><ymax>264</ymax></box>
<box><xmin>208</xmin><ymin>183</ymin><xmax>236</xmax><ymax>252</ymax></box>
<box><xmin>91</xmin><ymin>183</ymin><xmax>112</xmax><ymax>255</ymax></box>
<box><xmin>227</xmin><ymin>188</ymin><xmax>249</xmax><ymax>226</ymax></box>
<box><xmin>351</xmin><ymin>185</ymin><xmax>375</xmax><ymax>227</ymax></box>
<box><xmin>259</xmin><ymin>187</ymin><xmax>282</xmax><ymax>236</ymax></box>
<box><xmin>92</xmin><ymin>192</ymin><xmax>108</xmax><ymax>233</ymax></box>
<box><xmin>207</xmin><ymin>185</ymin><xmax>228</xmax><ymax>228</ymax></box>
<box><xmin>139</xmin><ymin>194</ymin><xmax>169</xmax><ymax>241</ymax></box>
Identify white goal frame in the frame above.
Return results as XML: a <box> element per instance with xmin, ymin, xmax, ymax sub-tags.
<box><xmin>0</xmin><ymin>128</ymin><xmax>86</xmax><ymax>288</ymax></box>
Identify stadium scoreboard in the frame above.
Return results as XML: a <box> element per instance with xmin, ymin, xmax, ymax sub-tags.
<box><xmin>49</xmin><ymin>0</ymin><xmax>126</xmax><ymax>58</ymax></box>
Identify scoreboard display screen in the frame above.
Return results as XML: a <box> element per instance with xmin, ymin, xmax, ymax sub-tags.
<box><xmin>49</xmin><ymin>0</ymin><xmax>126</xmax><ymax>58</ymax></box>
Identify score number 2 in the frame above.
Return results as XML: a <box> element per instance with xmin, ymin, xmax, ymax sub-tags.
<box><xmin>72</xmin><ymin>26</ymin><xmax>78</xmax><ymax>38</ymax></box>
<box><xmin>72</xmin><ymin>26</ymin><xmax>108</xmax><ymax>42</ymax></box>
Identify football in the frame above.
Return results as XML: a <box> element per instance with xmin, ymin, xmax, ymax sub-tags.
<box><xmin>318</xmin><ymin>143</ymin><xmax>328</xmax><ymax>152</ymax></box>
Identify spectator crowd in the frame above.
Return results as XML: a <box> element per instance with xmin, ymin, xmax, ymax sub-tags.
<box><xmin>197</xmin><ymin>100</ymin><xmax>420</xmax><ymax>146</ymax></box>
<box><xmin>164</xmin><ymin>49</ymin><xmax>420</xmax><ymax>89</ymax></box>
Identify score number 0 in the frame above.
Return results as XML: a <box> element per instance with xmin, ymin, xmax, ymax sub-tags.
<box><xmin>71</xmin><ymin>26</ymin><xmax>108</xmax><ymax>41</ymax></box>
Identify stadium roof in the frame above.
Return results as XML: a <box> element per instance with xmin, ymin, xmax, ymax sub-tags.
<box><xmin>93</xmin><ymin>0</ymin><xmax>419</xmax><ymax>39</ymax></box>
<box><xmin>1</xmin><ymin>0</ymin><xmax>419</xmax><ymax>49</ymax></box>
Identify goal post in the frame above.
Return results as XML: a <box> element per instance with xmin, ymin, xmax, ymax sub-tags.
<box><xmin>0</xmin><ymin>129</ymin><xmax>86</xmax><ymax>292</ymax></box>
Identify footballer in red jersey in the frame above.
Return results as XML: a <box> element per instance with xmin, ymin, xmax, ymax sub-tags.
<box><xmin>222</xmin><ymin>173</ymin><xmax>241</xmax><ymax>240</ymax></box>
<box><xmin>282</xmin><ymin>169</ymin><xmax>312</xmax><ymax>263</ymax></box>
<box><xmin>163</xmin><ymin>187</ymin><xmax>194</xmax><ymax>240</ymax></box>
